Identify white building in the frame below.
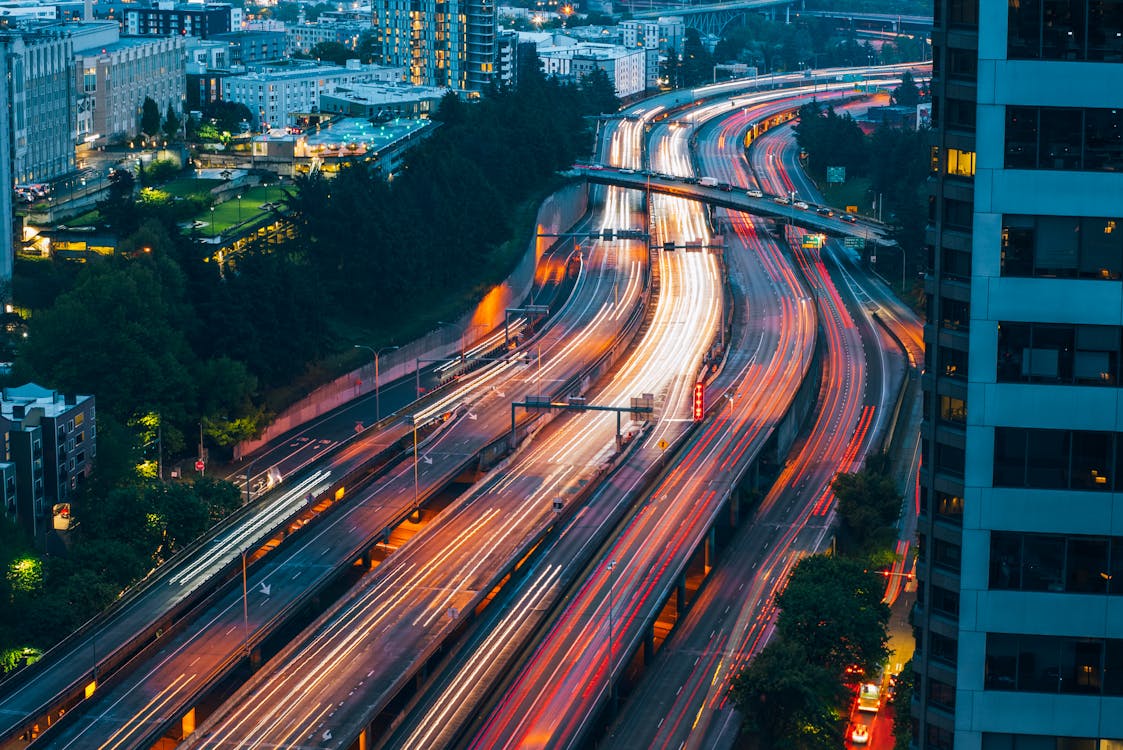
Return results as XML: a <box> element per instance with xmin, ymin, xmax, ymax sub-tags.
<box><xmin>916</xmin><ymin>1</ymin><xmax>1123</xmax><ymax>750</ymax></box>
<box><xmin>619</xmin><ymin>16</ymin><xmax>683</xmax><ymax>54</ymax></box>
<box><xmin>0</xmin><ymin>26</ymin><xmax>75</xmax><ymax>184</ymax></box>
<box><xmin>73</xmin><ymin>25</ymin><xmax>186</xmax><ymax>144</ymax></box>
<box><xmin>537</xmin><ymin>42</ymin><xmax>644</xmax><ymax>98</ymax></box>
<box><xmin>222</xmin><ymin>60</ymin><xmax>402</xmax><ymax>127</ymax></box>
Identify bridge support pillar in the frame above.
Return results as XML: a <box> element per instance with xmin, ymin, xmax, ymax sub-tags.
<box><xmin>704</xmin><ymin>527</ymin><xmax>716</xmax><ymax>574</ymax></box>
<box><xmin>359</xmin><ymin>727</ymin><xmax>369</xmax><ymax>750</ymax></box>
<box><xmin>730</xmin><ymin>487</ymin><xmax>741</xmax><ymax>527</ymax></box>
<box><xmin>361</xmin><ymin>548</ymin><xmax>373</xmax><ymax>569</ymax></box>
<box><xmin>644</xmin><ymin>628</ymin><xmax>655</xmax><ymax>663</ymax></box>
<box><xmin>181</xmin><ymin>707</ymin><xmax>196</xmax><ymax>740</ymax></box>
<box><xmin>677</xmin><ymin>576</ymin><xmax>688</xmax><ymax>616</ymax></box>
<box><xmin>410</xmin><ymin>506</ymin><xmax>423</xmax><ymax>524</ymax></box>
<box><xmin>249</xmin><ymin>647</ymin><xmax>262</xmax><ymax>670</ymax></box>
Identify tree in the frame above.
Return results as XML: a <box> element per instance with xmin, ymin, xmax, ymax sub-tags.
<box><xmin>775</xmin><ymin>555</ymin><xmax>890</xmax><ymax>678</ymax></box>
<box><xmin>832</xmin><ymin>454</ymin><xmax>901</xmax><ymax>554</ymax></box>
<box><xmin>731</xmin><ymin>638</ymin><xmax>843</xmax><ymax>749</ymax></box>
<box><xmin>141</xmin><ymin>96</ymin><xmax>161</xmax><ymax>138</ymax></box>
<box><xmin>892</xmin><ymin>659</ymin><xmax>914</xmax><ymax>750</ymax></box>
<box><xmin>163</xmin><ymin>103</ymin><xmax>181</xmax><ymax>140</ymax></box>
<box><xmin>680</xmin><ymin>28</ymin><xmax>715</xmax><ymax>86</ymax></box>
<box><xmin>579</xmin><ymin>68</ymin><xmax>619</xmax><ymax>113</ymax></box>
<box><xmin>892</xmin><ymin>70</ymin><xmax>921</xmax><ymax>108</ymax></box>
<box><xmin>201</xmin><ymin>100</ymin><xmax>255</xmax><ymax>134</ymax></box>
<box><xmin>307</xmin><ymin>41</ymin><xmax>352</xmax><ymax>65</ymax></box>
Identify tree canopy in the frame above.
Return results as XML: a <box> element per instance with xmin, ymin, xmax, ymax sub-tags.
<box><xmin>141</xmin><ymin>97</ymin><xmax>161</xmax><ymax>138</ymax></box>
<box><xmin>832</xmin><ymin>452</ymin><xmax>902</xmax><ymax>555</ymax></box>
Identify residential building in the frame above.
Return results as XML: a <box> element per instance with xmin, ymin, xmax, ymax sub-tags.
<box><xmin>74</xmin><ymin>27</ymin><xmax>186</xmax><ymax>144</ymax></box>
<box><xmin>619</xmin><ymin>16</ymin><xmax>683</xmax><ymax>55</ymax></box>
<box><xmin>222</xmin><ymin>60</ymin><xmax>402</xmax><ymax>128</ymax></box>
<box><xmin>0</xmin><ymin>383</ymin><xmax>95</xmax><ymax>544</ymax></box>
<box><xmin>374</xmin><ymin>0</ymin><xmax>497</xmax><ymax>94</ymax></box>
<box><xmin>123</xmin><ymin>2</ymin><xmax>238</xmax><ymax>39</ymax></box>
<box><xmin>185</xmin><ymin>36</ymin><xmax>229</xmax><ymax>69</ymax></box>
<box><xmin>0</xmin><ymin>25</ymin><xmax>76</xmax><ymax>184</ymax></box>
<box><xmin>0</xmin><ymin>48</ymin><xmax>11</xmax><ymax>290</ymax></box>
<box><xmin>285</xmin><ymin>20</ymin><xmax>367</xmax><ymax>56</ymax></box>
<box><xmin>915</xmin><ymin>1</ymin><xmax>1123</xmax><ymax>750</ymax></box>
<box><xmin>210</xmin><ymin>29</ymin><xmax>285</xmax><ymax>65</ymax></box>
<box><xmin>537</xmin><ymin>41</ymin><xmax>645</xmax><ymax>98</ymax></box>
<box><xmin>319</xmin><ymin>81</ymin><xmax>446</xmax><ymax>119</ymax></box>
<box><xmin>495</xmin><ymin>29</ymin><xmax>517</xmax><ymax>88</ymax></box>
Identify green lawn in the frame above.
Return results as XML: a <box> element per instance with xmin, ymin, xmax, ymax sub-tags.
<box><xmin>190</xmin><ymin>185</ymin><xmax>288</xmax><ymax>235</ymax></box>
<box><xmin>161</xmin><ymin>178</ymin><xmax>223</xmax><ymax>198</ymax></box>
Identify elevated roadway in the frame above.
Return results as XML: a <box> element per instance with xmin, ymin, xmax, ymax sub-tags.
<box><xmin>574</xmin><ymin>165</ymin><xmax>891</xmax><ymax>243</ymax></box>
<box><xmin>182</xmin><ymin>105</ymin><xmax>726</xmax><ymax>750</ymax></box>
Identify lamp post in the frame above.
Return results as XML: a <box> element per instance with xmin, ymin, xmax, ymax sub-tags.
<box><xmin>236</xmin><ymin>193</ymin><xmax>242</xmax><ymax>225</ymax></box>
<box><xmin>210</xmin><ymin>205</ymin><xmax>215</xmax><ymax>237</ymax></box>
<box><xmin>354</xmin><ymin>344</ymin><xmax>399</xmax><ymax>422</ymax></box>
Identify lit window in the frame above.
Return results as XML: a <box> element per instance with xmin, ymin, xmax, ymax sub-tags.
<box><xmin>947</xmin><ymin>148</ymin><xmax>976</xmax><ymax>177</ymax></box>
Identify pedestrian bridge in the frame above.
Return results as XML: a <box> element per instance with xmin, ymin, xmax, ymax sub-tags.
<box><xmin>572</xmin><ymin>165</ymin><xmax>892</xmax><ymax>244</ymax></box>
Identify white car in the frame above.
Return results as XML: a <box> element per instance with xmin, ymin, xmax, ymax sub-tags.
<box><xmin>851</xmin><ymin>724</ymin><xmax>870</xmax><ymax>745</ymax></box>
<box><xmin>794</xmin><ymin>200</ymin><xmax>810</xmax><ymax>210</ymax></box>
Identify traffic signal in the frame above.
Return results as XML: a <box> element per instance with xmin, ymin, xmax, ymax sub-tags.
<box><xmin>692</xmin><ymin>382</ymin><xmax>705</xmax><ymax>422</ymax></box>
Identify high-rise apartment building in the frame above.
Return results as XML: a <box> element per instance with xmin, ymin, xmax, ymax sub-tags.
<box><xmin>373</xmin><ymin>0</ymin><xmax>497</xmax><ymax>94</ymax></box>
<box><xmin>916</xmin><ymin>1</ymin><xmax>1123</xmax><ymax>749</ymax></box>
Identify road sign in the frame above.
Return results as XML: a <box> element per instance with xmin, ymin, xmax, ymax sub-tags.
<box><xmin>846</xmin><ymin>205</ymin><xmax>858</xmax><ymax>213</ymax></box>
<box><xmin>844</xmin><ymin>237</ymin><xmax>866</xmax><ymax>249</ymax></box>
<box><xmin>657</xmin><ymin>439</ymin><xmax>668</xmax><ymax>451</ymax></box>
<box><xmin>195</xmin><ymin>459</ymin><xmax>205</xmax><ymax>472</ymax></box>
<box><xmin>802</xmin><ymin>234</ymin><xmax>824</xmax><ymax>249</ymax></box>
<box><xmin>827</xmin><ymin>166</ymin><xmax>846</xmax><ymax>184</ymax></box>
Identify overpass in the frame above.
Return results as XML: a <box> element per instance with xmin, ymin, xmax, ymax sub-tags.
<box><xmin>794</xmin><ymin>9</ymin><xmax>933</xmax><ymax>33</ymax></box>
<box><xmin>572</xmin><ymin>165</ymin><xmax>891</xmax><ymax>244</ymax></box>
<box><xmin>631</xmin><ymin>0</ymin><xmax>798</xmax><ymax>36</ymax></box>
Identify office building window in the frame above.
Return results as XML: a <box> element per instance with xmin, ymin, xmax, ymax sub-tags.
<box><xmin>1006</xmin><ymin>106</ymin><xmax>1123</xmax><ymax>170</ymax></box>
<box><xmin>1009</xmin><ymin>0</ymin><xmax>1123</xmax><ymax>60</ymax></box>
<box><xmin>947</xmin><ymin>147</ymin><xmax>977</xmax><ymax>176</ymax></box>
<box><xmin>990</xmin><ymin>530</ymin><xmax>1119</xmax><ymax>593</ymax></box>
<box><xmin>985</xmin><ymin>633</ymin><xmax>1122</xmax><ymax>694</ymax></box>
<box><xmin>1002</xmin><ymin>214</ymin><xmax>1123</xmax><ymax>279</ymax></box>
<box><xmin>984</xmin><ymin>734</ymin><xmax>1123</xmax><ymax>750</ymax></box>
<box><xmin>994</xmin><ymin>426</ymin><xmax>1123</xmax><ymax>490</ymax></box>
<box><xmin>997</xmin><ymin>321</ymin><xmax>1120</xmax><ymax>385</ymax></box>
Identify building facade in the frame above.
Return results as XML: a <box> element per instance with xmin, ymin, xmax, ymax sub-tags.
<box><xmin>210</xmin><ymin>29</ymin><xmax>285</xmax><ymax>65</ymax></box>
<box><xmin>374</xmin><ymin>0</ymin><xmax>496</xmax><ymax>94</ymax></box>
<box><xmin>222</xmin><ymin>61</ymin><xmax>401</xmax><ymax>127</ymax></box>
<box><xmin>916</xmin><ymin>1</ymin><xmax>1123</xmax><ymax>749</ymax></box>
<box><xmin>124</xmin><ymin>2</ymin><xmax>237</xmax><ymax>39</ymax></box>
<box><xmin>75</xmin><ymin>32</ymin><xmax>186</xmax><ymax>143</ymax></box>
<box><xmin>0</xmin><ymin>384</ymin><xmax>94</xmax><ymax>544</ymax></box>
<box><xmin>285</xmin><ymin>20</ymin><xmax>367</xmax><ymax>56</ymax></box>
<box><xmin>537</xmin><ymin>42</ymin><xmax>645</xmax><ymax>98</ymax></box>
<box><xmin>619</xmin><ymin>16</ymin><xmax>684</xmax><ymax>55</ymax></box>
<box><xmin>0</xmin><ymin>26</ymin><xmax>75</xmax><ymax>184</ymax></box>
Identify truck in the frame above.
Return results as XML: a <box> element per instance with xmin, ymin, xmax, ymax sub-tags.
<box><xmin>699</xmin><ymin>176</ymin><xmax>719</xmax><ymax>187</ymax></box>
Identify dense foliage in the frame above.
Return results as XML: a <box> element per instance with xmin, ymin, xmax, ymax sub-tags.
<box><xmin>793</xmin><ymin>101</ymin><xmax>929</xmax><ymax>290</ymax></box>
<box><xmin>732</xmin><ymin>555</ymin><xmax>891</xmax><ymax>749</ymax></box>
<box><xmin>281</xmin><ymin>68</ymin><xmax>602</xmax><ymax>325</ymax></box>
<box><xmin>832</xmin><ymin>452</ymin><xmax>902</xmax><ymax>555</ymax></box>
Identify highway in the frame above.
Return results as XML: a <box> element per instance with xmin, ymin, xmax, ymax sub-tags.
<box><xmin>465</xmin><ymin>86</ymin><xmax>824</xmax><ymax>750</ymax></box>
<box><xmin>603</xmin><ymin>104</ymin><xmax>921</xmax><ymax>750</ymax></box>
<box><xmin>25</xmin><ymin>108</ymin><xmax>664</xmax><ymax>750</ymax></box>
<box><xmin>181</xmin><ymin>102</ymin><xmax>726</xmax><ymax>750</ymax></box>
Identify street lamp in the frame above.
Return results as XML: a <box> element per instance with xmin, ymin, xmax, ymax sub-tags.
<box><xmin>354</xmin><ymin>344</ymin><xmax>399</xmax><ymax>422</ymax></box>
<box><xmin>236</xmin><ymin>193</ymin><xmax>242</xmax><ymax>225</ymax></box>
<box><xmin>210</xmin><ymin>205</ymin><xmax>215</xmax><ymax>237</ymax></box>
